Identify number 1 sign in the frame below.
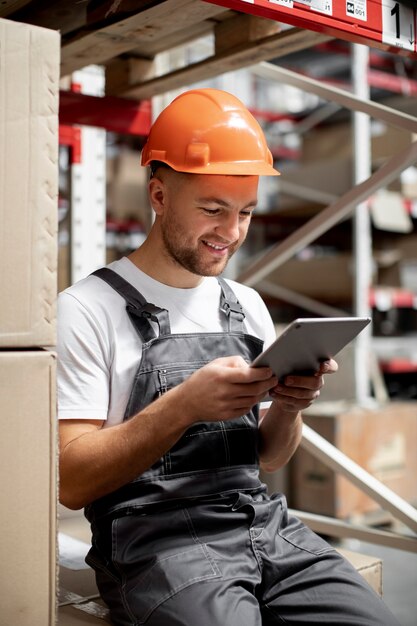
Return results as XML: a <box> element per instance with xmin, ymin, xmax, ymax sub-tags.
<box><xmin>382</xmin><ymin>1</ymin><xmax>416</xmax><ymax>51</ymax></box>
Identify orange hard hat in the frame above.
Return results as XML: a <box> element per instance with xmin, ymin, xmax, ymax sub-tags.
<box><xmin>141</xmin><ymin>88</ymin><xmax>279</xmax><ymax>176</ymax></box>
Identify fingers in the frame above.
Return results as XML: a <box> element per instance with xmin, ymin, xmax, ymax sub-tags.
<box><xmin>269</xmin><ymin>369</ymin><xmax>326</xmax><ymax>409</ymax></box>
<box><xmin>270</xmin><ymin>381</ymin><xmax>321</xmax><ymax>412</ymax></box>
<box><xmin>222</xmin><ymin>374</ymin><xmax>277</xmax><ymax>406</ymax></box>
<box><xmin>214</xmin><ymin>355</ymin><xmax>248</xmax><ymax>369</ymax></box>
<box><xmin>184</xmin><ymin>358</ymin><xmax>277</xmax><ymax>423</ymax></box>
<box><xmin>277</xmin><ymin>358</ymin><xmax>338</xmax><ymax>389</ymax></box>
<box><xmin>271</xmin><ymin>383</ymin><xmax>322</xmax><ymax>400</ymax></box>
<box><xmin>270</xmin><ymin>386</ymin><xmax>321</xmax><ymax>412</ymax></box>
<box><xmin>269</xmin><ymin>394</ymin><xmax>317</xmax><ymax>413</ymax></box>
<box><xmin>213</xmin><ymin>355</ymin><xmax>276</xmax><ymax>383</ymax></box>
<box><xmin>318</xmin><ymin>358</ymin><xmax>338</xmax><ymax>374</ymax></box>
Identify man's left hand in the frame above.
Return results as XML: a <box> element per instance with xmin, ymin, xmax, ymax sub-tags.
<box><xmin>269</xmin><ymin>359</ymin><xmax>338</xmax><ymax>414</ymax></box>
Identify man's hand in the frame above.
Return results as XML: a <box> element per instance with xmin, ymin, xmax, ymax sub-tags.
<box><xmin>179</xmin><ymin>355</ymin><xmax>277</xmax><ymax>423</ymax></box>
<box><xmin>268</xmin><ymin>358</ymin><xmax>338</xmax><ymax>414</ymax></box>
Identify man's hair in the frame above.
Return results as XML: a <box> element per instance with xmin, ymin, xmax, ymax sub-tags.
<box><xmin>149</xmin><ymin>161</ymin><xmax>172</xmax><ymax>178</ymax></box>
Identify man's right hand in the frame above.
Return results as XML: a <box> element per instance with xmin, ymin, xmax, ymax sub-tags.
<box><xmin>177</xmin><ymin>355</ymin><xmax>277</xmax><ymax>423</ymax></box>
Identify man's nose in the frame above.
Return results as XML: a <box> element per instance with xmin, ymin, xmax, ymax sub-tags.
<box><xmin>215</xmin><ymin>213</ymin><xmax>241</xmax><ymax>242</ymax></box>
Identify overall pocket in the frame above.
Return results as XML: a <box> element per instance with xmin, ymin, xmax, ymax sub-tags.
<box><xmin>276</xmin><ymin>499</ymin><xmax>335</xmax><ymax>556</ymax></box>
<box><xmin>112</xmin><ymin>511</ymin><xmax>222</xmax><ymax>624</ymax></box>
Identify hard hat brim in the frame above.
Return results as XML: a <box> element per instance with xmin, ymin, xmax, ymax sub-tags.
<box><xmin>142</xmin><ymin>156</ymin><xmax>280</xmax><ymax>176</ymax></box>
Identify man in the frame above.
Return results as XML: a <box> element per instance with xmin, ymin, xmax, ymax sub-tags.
<box><xmin>58</xmin><ymin>89</ymin><xmax>397</xmax><ymax>625</ymax></box>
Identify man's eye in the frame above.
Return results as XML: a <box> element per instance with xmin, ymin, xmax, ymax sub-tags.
<box><xmin>202</xmin><ymin>208</ymin><xmax>220</xmax><ymax>215</ymax></box>
<box><xmin>240</xmin><ymin>211</ymin><xmax>253</xmax><ymax>218</ymax></box>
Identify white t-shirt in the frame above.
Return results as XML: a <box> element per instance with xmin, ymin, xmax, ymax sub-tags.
<box><xmin>57</xmin><ymin>257</ymin><xmax>276</xmax><ymax>427</ymax></box>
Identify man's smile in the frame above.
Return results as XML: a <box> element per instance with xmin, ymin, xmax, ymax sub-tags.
<box><xmin>203</xmin><ymin>240</ymin><xmax>228</xmax><ymax>251</ymax></box>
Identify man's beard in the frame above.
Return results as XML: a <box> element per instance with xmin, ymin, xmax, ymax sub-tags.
<box><xmin>160</xmin><ymin>218</ymin><xmax>239</xmax><ymax>277</ymax></box>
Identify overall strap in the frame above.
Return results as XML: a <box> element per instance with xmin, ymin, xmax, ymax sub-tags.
<box><xmin>217</xmin><ymin>277</ymin><xmax>246</xmax><ymax>332</ymax></box>
<box><xmin>92</xmin><ymin>267</ymin><xmax>171</xmax><ymax>342</ymax></box>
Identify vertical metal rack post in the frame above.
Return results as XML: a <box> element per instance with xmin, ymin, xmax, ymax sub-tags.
<box><xmin>70</xmin><ymin>66</ymin><xmax>107</xmax><ymax>284</ymax></box>
<box><xmin>352</xmin><ymin>43</ymin><xmax>373</xmax><ymax>404</ymax></box>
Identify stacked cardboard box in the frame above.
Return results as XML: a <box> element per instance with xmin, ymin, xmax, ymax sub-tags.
<box><xmin>0</xmin><ymin>18</ymin><xmax>60</xmax><ymax>625</ymax></box>
<box><xmin>290</xmin><ymin>402</ymin><xmax>417</xmax><ymax>520</ymax></box>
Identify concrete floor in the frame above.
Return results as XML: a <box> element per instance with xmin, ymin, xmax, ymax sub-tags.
<box><xmin>338</xmin><ymin>538</ymin><xmax>417</xmax><ymax>626</ymax></box>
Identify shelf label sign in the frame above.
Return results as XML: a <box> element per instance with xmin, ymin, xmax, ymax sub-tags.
<box><xmin>269</xmin><ymin>0</ymin><xmax>332</xmax><ymax>11</ymax></box>
<box><xmin>346</xmin><ymin>0</ymin><xmax>367</xmax><ymax>22</ymax></box>
<box><xmin>297</xmin><ymin>0</ymin><xmax>332</xmax><ymax>15</ymax></box>
<box><xmin>213</xmin><ymin>0</ymin><xmax>417</xmax><ymax>56</ymax></box>
<box><xmin>382</xmin><ymin>1</ymin><xmax>415</xmax><ymax>51</ymax></box>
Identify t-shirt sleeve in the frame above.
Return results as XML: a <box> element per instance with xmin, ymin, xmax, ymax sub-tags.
<box><xmin>57</xmin><ymin>291</ymin><xmax>111</xmax><ymax>420</ymax></box>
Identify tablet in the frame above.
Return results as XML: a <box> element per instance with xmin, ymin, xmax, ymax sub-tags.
<box><xmin>251</xmin><ymin>316</ymin><xmax>371</xmax><ymax>379</ymax></box>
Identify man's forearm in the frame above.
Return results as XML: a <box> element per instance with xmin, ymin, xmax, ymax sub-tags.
<box><xmin>258</xmin><ymin>403</ymin><xmax>303</xmax><ymax>472</ymax></box>
<box><xmin>59</xmin><ymin>386</ymin><xmax>191</xmax><ymax>510</ymax></box>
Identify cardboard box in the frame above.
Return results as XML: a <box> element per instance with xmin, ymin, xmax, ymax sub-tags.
<box><xmin>290</xmin><ymin>402</ymin><xmax>417</xmax><ymax>519</ymax></box>
<box><xmin>107</xmin><ymin>147</ymin><xmax>150</xmax><ymax>229</ymax></box>
<box><xmin>58</xmin><ymin>514</ymin><xmax>108</xmax><ymax>624</ymax></box>
<box><xmin>302</xmin><ymin>120</ymin><xmax>412</xmax><ymax>165</ymax></box>
<box><xmin>268</xmin><ymin>254</ymin><xmax>354</xmax><ymax>303</ymax></box>
<box><xmin>58</xmin><ymin>565</ymin><xmax>109</xmax><ymax>625</ymax></box>
<box><xmin>0</xmin><ymin>18</ymin><xmax>60</xmax><ymax>347</ymax></box>
<box><xmin>0</xmin><ymin>350</ymin><xmax>57</xmax><ymax>626</ymax></box>
<box><xmin>375</xmin><ymin>233</ymin><xmax>417</xmax><ymax>288</ymax></box>
<box><xmin>338</xmin><ymin>548</ymin><xmax>382</xmax><ymax>596</ymax></box>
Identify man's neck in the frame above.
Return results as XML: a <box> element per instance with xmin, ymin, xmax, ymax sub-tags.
<box><xmin>128</xmin><ymin>237</ymin><xmax>204</xmax><ymax>289</ymax></box>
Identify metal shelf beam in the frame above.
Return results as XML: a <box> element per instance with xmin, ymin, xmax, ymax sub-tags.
<box><xmin>205</xmin><ymin>0</ymin><xmax>417</xmax><ymax>58</ymax></box>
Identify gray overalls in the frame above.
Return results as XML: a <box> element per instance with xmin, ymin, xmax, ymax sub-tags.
<box><xmin>84</xmin><ymin>268</ymin><xmax>398</xmax><ymax>626</ymax></box>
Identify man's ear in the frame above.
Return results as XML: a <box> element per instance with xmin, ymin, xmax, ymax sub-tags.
<box><xmin>148</xmin><ymin>177</ymin><xmax>166</xmax><ymax>216</ymax></box>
